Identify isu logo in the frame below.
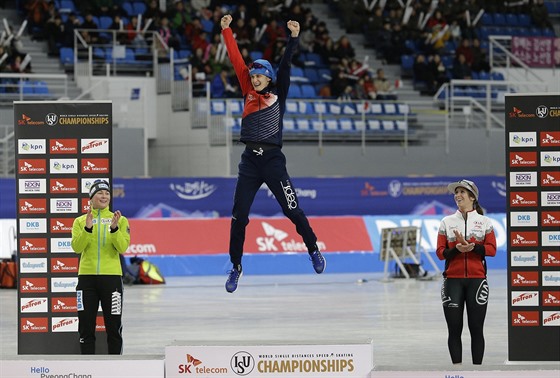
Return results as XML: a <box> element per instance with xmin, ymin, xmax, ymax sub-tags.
<box><xmin>511</xmin><ymin>271</ymin><xmax>539</xmax><ymax>286</ymax></box>
<box><xmin>50</xmin><ymin>139</ymin><xmax>77</xmax><ymax>154</ymax></box>
<box><xmin>509</xmin><ymin>152</ymin><xmax>537</xmax><ymax>167</ymax></box>
<box><xmin>543</xmin><ymin>291</ymin><xmax>560</xmax><ymax>306</ymax></box>
<box><xmin>512</xmin><ymin>311</ymin><xmax>539</xmax><ymax>326</ymax></box>
<box><xmin>178</xmin><ymin>354</ymin><xmax>204</xmax><ymax>374</ymax></box>
<box><xmin>541</xmin><ymin>131</ymin><xmax>560</xmax><ymax>145</ymax></box>
<box><xmin>542</xmin><ymin>171</ymin><xmax>560</xmax><ymax>186</ymax></box>
<box><xmin>511</xmin><ymin>232</ymin><xmax>538</xmax><ymax>246</ymax></box>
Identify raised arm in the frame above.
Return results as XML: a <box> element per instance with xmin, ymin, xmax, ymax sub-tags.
<box><xmin>220</xmin><ymin>14</ymin><xmax>252</xmax><ymax>95</ymax></box>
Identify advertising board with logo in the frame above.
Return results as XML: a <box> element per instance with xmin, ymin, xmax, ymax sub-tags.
<box><xmin>505</xmin><ymin>94</ymin><xmax>560</xmax><ymax>361</ymax></box>
<box><xmin>165</xmin><ymin>343</ymin><xmax>373</xmax><ymax>378</ymax></box>
<box><xmin>14</xmin><ymin>101</ymin><xmax>112</xmax><ymax>354</ymax></box>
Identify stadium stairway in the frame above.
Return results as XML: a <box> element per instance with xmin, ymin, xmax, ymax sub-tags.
<box><xmin>304</xmin><ymin>1</ymin><xmax>446</xmax><ymax>147</ymax></box>
<box><xmin>0</xmin><ymin>5</ymin><xmax>84</xmax><ymax>101</ymax></box>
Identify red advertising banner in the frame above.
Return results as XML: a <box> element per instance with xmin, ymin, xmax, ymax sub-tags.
<box><xmin>127</xmin><ymin>217</ymin><xmax>373</xmax><ymax>256</ymax></box>
<box><xmin>511</xmin><ymin>36</ymin><xmax>559</xmax><ymax>67</ymax></box>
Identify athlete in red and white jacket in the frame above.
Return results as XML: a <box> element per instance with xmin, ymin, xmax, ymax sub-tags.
<box><xmin>436</xmin><ymin>179</ymin><xmax>497</xmax><ymax>365</ymax></box>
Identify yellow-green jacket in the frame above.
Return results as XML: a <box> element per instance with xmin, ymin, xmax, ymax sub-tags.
<box><xmin>71</xmin><ymin>207</ymin><xmax>130</xmax><ymax>275</ymax></box>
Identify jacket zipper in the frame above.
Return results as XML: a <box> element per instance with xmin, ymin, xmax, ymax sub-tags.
<box><xmin>96</xmin><ymin>211</ymin><xmax>101</xmax><ymax>274</ymax></box>
<box><xmin>464</xmin><ymin>213</ymin><xmax>468</xmax><ymax>277</ymax></box>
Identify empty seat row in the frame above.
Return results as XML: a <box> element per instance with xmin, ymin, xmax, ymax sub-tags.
<box><xmin>211</xmin><ymin>99</ymin><xmax>412</xmax><ymax>116</ymax></box>
<box><xmin>226</xmin><ymin>117</ymin><xmax>407</xmax><ymax>133</ymax></box>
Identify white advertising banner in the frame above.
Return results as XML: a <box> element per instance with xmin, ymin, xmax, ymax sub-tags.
<box><xmin>0</xmin><ymin>359</ymin><xmax>164</xmax><ymax>378</ymax></box>
<box><xmin>165</xmin><ymin>343</ymin><xmax>373</xmax><ymax>378</ymax></box>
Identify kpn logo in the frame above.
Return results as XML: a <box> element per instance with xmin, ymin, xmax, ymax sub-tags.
<box><xmin>177</xmin><ymin>354</ymin><xmax>228</xmax><ymax>374</ymax></box>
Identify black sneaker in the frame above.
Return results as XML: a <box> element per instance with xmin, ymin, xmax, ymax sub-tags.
<box><xmin>225</xmin><ymin>264</ymin><xmax>242</xmax><ymax>293</ymax></box>
<box><xmin>310</xmin><ymin>249</ymin><xmax>326</xmax><ymax>274</ymax></box>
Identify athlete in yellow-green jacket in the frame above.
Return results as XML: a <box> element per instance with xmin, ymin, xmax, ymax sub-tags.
<box><xmin>71</xmin><ymin>179</ymin><xmax>130</xmax><ymax>354</ymax></box>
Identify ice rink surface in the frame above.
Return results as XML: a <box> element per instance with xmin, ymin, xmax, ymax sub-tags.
<box><xmin>1</xmin><ymin>269</ymin><xmax>559</xmax><ymax>375</ymax></box>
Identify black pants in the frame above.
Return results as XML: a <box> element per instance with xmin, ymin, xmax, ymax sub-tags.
<box><xmin>441</xmin><ymin>277</ymin><xmax>489</xmax><ymax>364</ymax></box>
<box><xmin>229</xmin><ymin>147</ymin><xmax>317</xmax><ymax>266</ymax></box>
<box><xmin>76</xmin><ymin>275</ymin><xmax>123</xmax><ymax>354</ymax></box>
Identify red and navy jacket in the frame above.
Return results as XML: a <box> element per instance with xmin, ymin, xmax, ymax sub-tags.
<box><xmin>222</xmin><ymin>27</ymin><xmax>297</xmax><ymax>147</ymax></box>
<box><xmin>436</xmin><ymin>210</ymin><xmax>497</xmax><ymax>278</ymax></box>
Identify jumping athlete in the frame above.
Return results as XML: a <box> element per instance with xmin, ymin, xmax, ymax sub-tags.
<box><xmin>436</xmin><ymin>179</ymin><xmax>497</xmax><ymax>365</ymax></box>
<box><xmin>220</xmin><ymin>15</ymin><xmax>325</xmax><ymax>293</ymax></box>
<box><xmin>71</xmin><ymin>180</ymin><xmax>130</xmax><ymax>354</ymax></box>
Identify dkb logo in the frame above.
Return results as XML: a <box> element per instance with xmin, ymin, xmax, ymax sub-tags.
<box><xmin>230</xmin><ymin>351</ymin><xmax>254</xmax><ymax>376</ymax></box>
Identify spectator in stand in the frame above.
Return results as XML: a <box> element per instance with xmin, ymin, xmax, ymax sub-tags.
<box><xmin>334</xmin><ymin>35</ymin><xmax>355</xmax><ymax>62</ymax></box>
<box><xmin>365</xmin><ymin>7</ymin><xmax>385</xmax><ymax>48</ymax></box>
<box><xmin>362</xmin><ymin>72</ymin><xmax>377</xmax><ymax>100</ymax></box>
<box><xmin>109</xmin><ymin>14</ymin><xmax>128</xmax><ymax>45</ymax></box>
<box><xmin>126</xmin><ymin>16</ymin><xmax>148</xmax><ymax>49</ymax></box>
<box><xmin>455</xmin><ymin>38</ymin><xmax>473</xmax><ymax>67</ymax></box>
<box><xmin>144</xmin><ymin>0</ymin><xmax>163</xmax><ymax>24</ymax></box>
<box><xmin>170</xmin><ymin>0</ymin><xmax>193</xmax><ymax>31</ymax></box>
<box><xmin>428</xmin><ymin>54</ymin><xmax>450</xmax><ymax>90</ymax></box>
<box><xmin>45</xmin><ymin>14</ymin><xmax>64</xmax><ymax>56</ymax></box>
<box><xmin>11</xmin><ymin>53</ymin><xmax>32</xmax><ymax>74</ymax></box>
<box><xmin>330</xmin><ymin>68</ymin><xmax>351</xmax><ymax>99</ymax></box>
<box><xmin>231</xmin><ymin>17</ymin><xmax>252</xmax><ymax>50</ymax></box>
<box><xmin>373</xmin><ymin>68</ymin><xmax>398</xmax><ymax>100</ymax></box>
<box><xmin>210</xmin><ymin>67</ymin><xmax>240</xmax><ymax>98</ymax></box>
<box><xmin>25</xmin><ymin>0</ymin><xmax>49</xmax><ymax>40</ymax></box>
<box><xmin>184</xmin><ymin>17</ymin><xmax>204</xmax><ymax>48</ymax></box>
<box><xmin>81</xmin><ymin>13</ymin><xmax>100</xmax><ymax>44</ymax></box>
<box><xmin>471</xmin><ymin>37</ymin><xmax>490</xmax><ymax>73</ymax></box>
<box><xmin>63</xmin><ymin>12</ymin><xmax>81</xmax><ymax>48</ymax></box>
<box><xmin>157</xmin><ymin>16</ymin><xmax>180</xmax><ymax>51</ymax></box>
<box><xmin>531</xmin><ymin>0</ymin><xmax>553</xmax><ymax>30</ymax></box>
<box><xmin>426</xmin><ymin>10</ymin><xmax>447</xmax><ymax>31</ymax></box>
<box><xmin>413</xmin><ymin>53</ymin><xmax>436</xmax><ymax>95</ymax></box>
<box><xmin>451</xmin><ymin>53</ymin><xmax>472</xmax><ymax>80</ymax></box>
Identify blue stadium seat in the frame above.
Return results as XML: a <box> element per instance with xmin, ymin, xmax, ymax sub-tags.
<box><xmin>395</xmin><ymin>121</ymin><xmax>407</xmax><ymax>131</ymax></box>
<box><xmin>249</xmin><ymin>51</ymin><xmax>263</xmax><ymax>61</ymax></box>
<box><xmin>34</xmin><ymin>81</ymin><xmax>50</xmax><ymax>95</ymax></box>
<box><xmin>59</xmin><ymin>47</ymin><xmax>74</xmax><ymax>65</ymax></box>
<box><xmin>324</xmin><ymin>119</ymin><xmax>340</xmax><ymax>132</ymax></box>
<box><xmin>283</xmin><ymin>118</ymin><xmax>296</xmax><ymax>132</ymax></box>
<box><xmin>366</xmin><ymin>119</ymin><xmax>381</xmax><ymax>131</ymax></box>
<box><xmin>122</xmin><ymin>2</ymin><xmax>134</xmax><ymax>16</ymax></box>
<box><xmin>59</xmin><ymin>0</ymin><xmax>76</xmax><ymax>13</ymax></box>
<box><xmin>286</xmin><ymin>100</ymin><xmax>302</xmax><ymax>115</ymax></box>
<box><xmin>339</xmin><ymin>119</ymin><xmax>354</xmax><ymax>132</ymax></box>
<box><xmin>505</xmin><ymin>13</ymin><xmax>519</xmax><ymax>26</ymax></box>
<box><xmin>382</xmin><ymin>103</ymin><xmax>397</xmax><ymax>115</ymax></box>
<box><xmin>303</xmin><ymin>53</ymin><xmax>324</xmax><ymax>67</ymax></box>
<box><xmin>303</xmin><ymin>67</ymin><xmax>319</xmax><ymax>83</ymax></box>
<box><xmin>296</xmin><ymin>118</ymin><xmax>312</xmax><ymax>132</ymax></box>
<box><xmin>317</xmin><ymin>68</ymin><xmax>331</xmax><ymax>83</ymax></box>
<box><xmin>211</xmin><ymin>100</ymin><xmax>226</xmax><ymax>115</ymax></box>
<box><xmin>517</xmin><ymin>13</ymin><xmax>531</xmax><ymax>26</ymax></box>
<box><xmin>20</xmin><ymin>81</ymin><xmax>34</xmax><ymax>94</ymax></box>
<box><xmin>401</xmin><ymin>54</ymin><xmax>414</xmax><ymax>77</ymax></box>
<box><xmin>369</xmin><ymin>103</ymin><xmax>384</xmax><ymax>115</ymax></box>
<box><xmin>312</xmin><ymin>101</ymin><xmax>328</xmax><ymax>114</ymax></box>
<box><xmin>491</xmin><ymin>72</ymin><xmax>505</xmax><ymax>81</ymax></box>
<box><xmin>288</xmin><ymin>84</ymin><xmax>302</xmax><ymax>98</ymax></box>
<box><xmin>229</xmin><ymin>100</ymin><xmax>243</xmax><ymax>115</ymax></box>
<box><xmin>311</xmin><ymin>120</ymin><xmax>324</xmax><ymax>131</ymax></box>
<box><xmin>99</xmin><ymin>16</ymin><xmax>112</xmax><ymax>29</ymax></box>
<box><xmin>133</xmin><ymin>1</ymin><xmax>147</xmax><ymax>15</ymax></box>
<box><xmin>480</xmin><ymin>13</ymin><xmax>493</xmax><ymax>25</ymax></box>
<box><xmin>492</xmin><ymin>13</ymin><xmax>506</xmax><ymax>26</ymax></box>
<box><xmin>201</xmin><ymin>19</ymin><xmax>213</xmax><ymax>34</ymax></box>
<box><xmin>381</xmin><ymin>120</ymin><xmax>396</xmax><ymax>130</ymax></box>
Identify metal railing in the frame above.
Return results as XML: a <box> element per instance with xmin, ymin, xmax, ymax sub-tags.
<box><xmin>0</xmin><ymin>124</ymin><xmax>15</xmax><ymax>177</ymax></box>
<box><xmin>0</xmin><ymin>73</ymin><xmax>69</xmax><ymax>104</ymax></box>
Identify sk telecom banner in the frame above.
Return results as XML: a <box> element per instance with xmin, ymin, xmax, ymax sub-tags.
<box><xmin>126</xmin><ymin>217</ymin><xmax>372</xmax><ymax>256</ymax></box>
<box><xmin>15</xmin><ymin>101</ymin><xmax>112</xmax><ymax>354</ymax></box>
<box><xmin>505</xmin><ymin>94</ymin><xmax>560</xmax><ymax>362</ymax></box>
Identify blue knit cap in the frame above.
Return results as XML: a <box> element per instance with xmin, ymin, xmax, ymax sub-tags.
<box><xmin>249</xmin><ymin>59</ymin><xmax>276</xmax><ymax>82</ymax></box>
